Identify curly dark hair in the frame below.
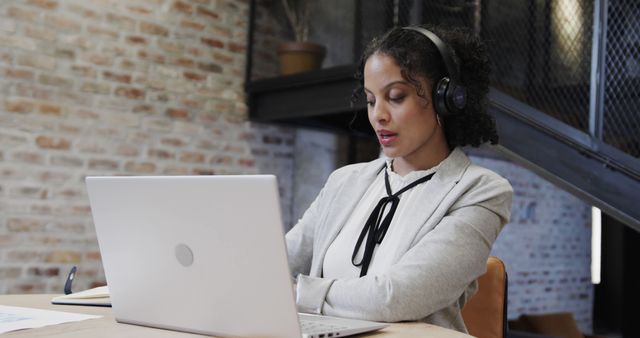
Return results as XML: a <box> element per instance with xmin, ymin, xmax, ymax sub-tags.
<box><xmin>353</xmin><ymin>25</ymin><xmax>498</xmax><ymax>148</ymax></box>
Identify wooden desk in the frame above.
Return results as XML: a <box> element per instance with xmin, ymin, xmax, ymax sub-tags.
<box><xmin>0</xmin><ymin>294</ymin><xmax>473</xmax><ymax>337</ymax></box>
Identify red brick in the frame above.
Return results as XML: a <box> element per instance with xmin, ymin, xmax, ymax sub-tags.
<box><xmin>201</xmin><ymin>37</ymin><xmax>223</xmax><ymax>48</ymax></box>
<box><xmin>197</xmin><ymin>6</ymin><xmax>219</xmax><ymax>20</ymax></box>
<box><xmin>12</xmin><ymin>151</ymin><xmax>43</xmax><ymax>164</ymax></box>
<box><xmin>5</xmin><ymin>98</ymin><xmax>34</xmax><ymax>113</ymax></box>
<box><xmin>103</xmin><ymin>71</ymin><xmax>132</xmax><ymax>84</ymax></box>
<box><xmin>85</xmin><ymin>53</ymin><xmax>113</xmax><ymax>66</ymax></box>
<box><xmin>15</xmin><ymin>83</ymin><xmax>52</xmax><ymax>99</ymax></box>
<box><xmin>198</xmin><ymin>62</ymin><xmax>222</xmax><ymax>73</ymax></box>
<box><xmin>7</xmin><ymin>218</ymin><xmax>45</xmax><ymax>232</ymax></box>
<box><xmin>213</xmin><ymin>52</ymin><xmax>233</xmax><ymax>64</ymax></box>
<box><xmin>86</xmin><ymin>251</ymin><xmax>102</xmax><ymax>261</ymax></box>
<box><xmin>158</xmin><ymin>40</ymin><xmax>182</xmax><ymax>53</ymax></box>
<box><xmin>174</xmin><ymin>57</ymin><xmax>195</xmax><ymax>68</ymax></box>
<box><xmin>115</xmin><ymin>86</ymin><xmax>146</xmax><ymax>100</ymax></box>
<box><xmin>39</xmin><ymin>103</ymin><xmax>62</xmax><ymax>115</ymax></box>
<box><xmin>50</xmin><ymin>155</ymin><xmax>83</xmax><ymax>167</ymax></box>
<box><xmin>127</xmin><ymin>6</ymin><xmax>152</xmax><ymax>15</ymax></box>
<box><xmin>60</xmin><ymin>34</ymin><xmax>93</xmax><ymax>49</ymax></box>
<box><xmin>138</xmin><ymin>50</ymin><xmax>166</xmax><ymax>64</ymax></box>
<box><xmin>180</xmin><ymin>152</ymin><xmax>206</xmax><ymax>163</ymax></box>
<box><xmin>45</xmin><ymin>14</ymin><xmax>81</xmax><ymax>31</ymax></box>
<box><xmin>46</xmin><ymin>251</ymin><xmax>81</xmax><ymax>263</ymax></box>
<box><xmin>8</xmin><ymin>6</ymin><xmax>39</xmax><ymax>22</ymax></box>
<box><xmin>36</xmin><ymin>136</ymin><xmax>71</xmax><ymax>150</ymax></box>
<box><xmin>27</xmin><ymin>267</ymin><xmax>60</xmax><ymax>277</ymax></box>
<box><xmin>180</xmin><ymin>19</ymin><xmax>205</xmax><ymax>31</ymax></box>
<box><xmin>161</xmin><ymin>137</ymin><xmax>186</xmax><ymax>147</ymax></box>
<box><xmin>210</xmin><ymin>25</ymin><xmax>232</xmax><ymax>38</ymax></box>
<box><xmin>9</xmin><ymin>186</ymin><xmax>48</xmax><ymax>199</ymax></box>
<box><xmin>163</xmin><ymin>166</ymin><xmax>191</xmax><ymax>175</ymax></box>
<box><xmin>140</xmin><ymin>21</ymin><xmax>169</xmax><ymax>36</ymax></box>
<box><xmin>210</xmin><ymin>155</ymin><xmax>233</xmax><ymax>165</ymax></box>
<box><xmin>106</xmin><ymin>13</ymin><xmax>136</xmax><ymax>31</ymax></box>
<box><xmin>126</xmin><ymin>35</ymin><xmax>147</xmax><ymax>45</ymax></box>
<box><xmin>54</xmin><ymin>48</ymin><xmax>75</xmax><ymax>59</ymax></box>
<box><xmin>193</xmin><ymin>168</ymin><xmax>215</xmax><ymax>175</ymax></box>
<box><xmin>166</xmin><ymin>107</ymin><xmax>191</xmax><ymax>119</ymax></box>
<box><xmin>125</xmin><ymin>161</ymin><xmax>156</xmax><ymax>173</ymax></box>
<box><xmin>172</xmin><ymin>0</ymin><xmax>193</xmax><ymax>14</ymax></box>
<box><xmin>25</xmin><ymin>25</ymin><xmax>57</xmax><ymax>41</ymax></box>
<box><xmin>87</xmin><ymin>26</ymin><xmax>119</xmax><ymax>39</ymax></box>
<box><xmin>228</xmin><ymin>42</ymin><xmax>245</xmax><ymax>53</ymax></box>
<box><xmin>71</xmin><ymin>65</ymin><xmax>96</xmax><ymax>78</ymax></box>
<box><xmin>223</xmin><ymin>144</ymin><xmax>245</xmax><ymax>153</ymax></box>
<box><xmin>188</xmin><ymin>47</ymin><xmax>204</xmax><ymax>57</ymax></box>
<box><xmin>55</xmin><ymin>188</ymin><xmax>83</xmax><ymax>199</ymax></box>
<box><xmin>183</xmin><ymin>71</ymin><xmax>205</xmax><ymax>81</ymax></box>
<box><xmin>197</xmin><ymin>140</ymin><xmax>221</xmax><ymax>150</ymax></box>
<box><xmin>132</xmin><ymin>104</ymin><xmax>155</xmax><ymax>114</ymax></box>
<box><xmin>38</xmin><ymin>74</ymin><xmax>74</xmax><ymax>88</ymax></box>
<box><xmin>39</xmin><ymin>170</ymin><xmax>71</xmax><ymax>183</ymax></box>
<box><xmin>262</xmin><ymin>135</ymin><xmax>283</xmax><ymax>145</ymax></box>
<box><xmin>17</xmin><ymin>54</ymin><xmax>56</xmax><ymax>70</ymax></box>
<box><xmin>27</xmin><ymin>0</ymin><xmax>59</xmax><ymax>10</ymax></box>
<box><xmin>88</xmin><ymin>159</ymin><xmax>119</xmax><ymax>170</ymax></box>
<box><xmin>68</xmin><ymin>4</ymin><xmax>98</xmax><ymax>18</ymax></box>
<box><xmin>148</xmin><ymin>148</ymin><xmax>175</xmax><ymax>160</ymax></box>
<box><xmin>237</xmin><ymin>158</ymin><xmax>255</xmax><ymax>167</ymax></box>
<box><xmin>80</xmin><ymin>82</ymin><xmax>111</xmax><ymax>95</ymax></box>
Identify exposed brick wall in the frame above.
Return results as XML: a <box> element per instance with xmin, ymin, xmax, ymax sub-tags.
<box><xmin>470</xmin><ymin>154</ymin><xmax>594</xmax><ymax>334</ymax></box>
<box><xmin>0</xmin><ymin>0</ymin><xmax>298</xmax><ymax>294</ymax></box>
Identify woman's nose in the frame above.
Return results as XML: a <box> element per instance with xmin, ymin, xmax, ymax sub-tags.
<box><xmin>371</xmin><ymin>103</ymin><xmax>390</xmax><ymax>123</ymax></box>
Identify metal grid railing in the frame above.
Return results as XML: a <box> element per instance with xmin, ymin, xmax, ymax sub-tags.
<box><xmin>249</xmin><ymin>0</ymin><xmax>639</xmax><ymax>159</ymax></box>
<box><xmin>602</xmin><ymin>1</ymin><xmax>640</xmax><ymax>158</ymax></box>
<box><xmin>482</xmin><ymin>0</ymin><xmax>593</xmax><ymax>133</ymax></box>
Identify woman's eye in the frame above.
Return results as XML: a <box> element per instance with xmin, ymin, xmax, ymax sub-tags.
<box><xmin>389</xmin><ymin>95</ymin><xmax>405</xmax><ymax>103</ymax></box>
<box><xmin>366</xmin><ymin>99</ymin><xmax>375</xmax><ymax>107</ymax></box>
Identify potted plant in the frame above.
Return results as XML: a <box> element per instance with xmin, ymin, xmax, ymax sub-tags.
<box><xmin>277</xmin><ymin>0</ymin><xmax>326</xmax><ymax>75</ymax></box>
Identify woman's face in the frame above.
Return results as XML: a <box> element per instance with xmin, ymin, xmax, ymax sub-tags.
<box><xmin>364</xmin><ymin>52</ymin><xmax>444</xmax><ymax>167</ymax></box>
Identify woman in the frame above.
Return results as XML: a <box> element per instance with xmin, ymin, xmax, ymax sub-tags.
<box><xmin>285</xmin><ymin>25</ymin><xmax>513</xmax><ymax>333</ymax></box>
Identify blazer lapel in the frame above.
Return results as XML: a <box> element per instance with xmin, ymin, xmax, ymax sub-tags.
<box><xmin>390</xmin><ymin>148</ymin><xmax>471</xmax><ymax>260</ymax></box>
<box><xmin>311</xmin><ymin>158</ymin><xmax>386</xmax><ymax>277</ymax></box>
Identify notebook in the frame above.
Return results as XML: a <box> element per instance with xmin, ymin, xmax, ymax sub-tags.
<box><xmin>86</xmin><ymin>175</ymin><xmax>387</xmax><ymax>338</ymax></box>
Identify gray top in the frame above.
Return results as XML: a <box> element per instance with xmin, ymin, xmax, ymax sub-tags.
<box><xmin>285</xmin><ymin>148</ymin><xmax>513</xmax><ymax>333</ymax></box>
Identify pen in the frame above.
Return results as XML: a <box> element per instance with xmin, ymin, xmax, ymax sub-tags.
<box><xmin>64</xmin><ymin>266</ymin><xmax>77</xmax><ymax>295</ymax></box>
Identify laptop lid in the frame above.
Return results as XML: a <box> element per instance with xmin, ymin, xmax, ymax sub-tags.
<box><xmin>86</xmin><ymin>175</ymin><xmax>302</xmax><ymax>338</ymax></box>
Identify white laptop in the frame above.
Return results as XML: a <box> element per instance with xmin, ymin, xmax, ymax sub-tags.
<box><xmin>86</xmin><ymin>175</ymin><xmax>388</xmax><ymax>338</ymax></box>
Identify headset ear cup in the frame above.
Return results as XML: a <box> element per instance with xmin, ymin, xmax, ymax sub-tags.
<box><xmin>433</xmin><ymin>77</ymin><xmax>451</xmax><ymax>117</ymax></box>
<box><xmin>446</xmin><ymin>83</ymin><xmax>467</xmax><ymax>114</ymax></box>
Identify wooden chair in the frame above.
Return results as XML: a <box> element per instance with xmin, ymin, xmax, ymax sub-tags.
<box><xmin>461</xmin><ymin>256</ymin><xmax>508</xmax><ymax>338</ymax></box>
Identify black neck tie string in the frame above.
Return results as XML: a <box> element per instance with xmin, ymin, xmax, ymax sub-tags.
<box><xmin>352</xmin><ymin>165</ymin><xmax>435</xmax><ymax>277</ymax></box>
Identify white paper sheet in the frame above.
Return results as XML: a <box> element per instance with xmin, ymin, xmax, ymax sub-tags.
<box><xmin>0</xmin><ymin>305</ymin><xmax>101</xmax><ymax>334</ymax></box>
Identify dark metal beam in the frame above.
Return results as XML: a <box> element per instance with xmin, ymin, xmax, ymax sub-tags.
<box><xmin>490</xmin><ymin>90</ymin><xmax>640</xmax><ymax>233</ymax></box>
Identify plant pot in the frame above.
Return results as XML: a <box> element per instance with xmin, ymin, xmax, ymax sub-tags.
<box><xmin>277</xmin><ymin>41</ymin><xmax>326</xmax><ymax>75</ymax></box>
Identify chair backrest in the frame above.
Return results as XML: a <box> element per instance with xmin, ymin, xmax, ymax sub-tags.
<box><xmin>461</xmin><ymin>256</ymin><xmax>508</xmax><ymax>338</ymax></box>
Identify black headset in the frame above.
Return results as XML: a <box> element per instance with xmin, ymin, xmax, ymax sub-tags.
<box><xmin>402</xmin><ymin>26</ymin><xmax>467</xmax><ymax>117</ymax></box>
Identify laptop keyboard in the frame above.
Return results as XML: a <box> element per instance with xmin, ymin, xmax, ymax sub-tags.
<box><xmin>299</xmin><ymin>315</ymin><xmax>349</xmax><ymax>335</ymax></box>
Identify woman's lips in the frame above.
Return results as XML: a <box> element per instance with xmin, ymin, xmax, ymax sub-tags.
<box><xmin>377</xmin><ymin>130</ymin><xmax>398</xmax><ymax>146</ymax></box>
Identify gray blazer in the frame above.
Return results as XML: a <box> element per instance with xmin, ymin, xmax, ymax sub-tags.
<box><xmin>285</xmin><ymin>148</ymin><xmax>513</xmax><ymax>333</ymax></box>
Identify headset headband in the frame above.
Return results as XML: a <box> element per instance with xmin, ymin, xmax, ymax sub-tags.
<box><xmin>402</xmin><ymin>26</ymin><xmax>460</xmax><ymax>82</ymax></box>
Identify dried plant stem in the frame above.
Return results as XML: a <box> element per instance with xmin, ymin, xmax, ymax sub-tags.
<box><xmin>281</xmin><ymin>0</ymin><xmax>310</xmax><ymax>42</ymax></box>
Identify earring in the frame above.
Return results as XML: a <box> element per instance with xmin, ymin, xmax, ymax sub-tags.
<box><xmin>436</xmin><ymin>114</ymin><xmax>442</xmax><ymax>127</ymax></box>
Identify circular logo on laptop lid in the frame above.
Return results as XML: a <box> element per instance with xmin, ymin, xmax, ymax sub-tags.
<box><xmin>175</xmin><ymin>243</ymin><xmax>194</xmax><ymax>267</ymax></box>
